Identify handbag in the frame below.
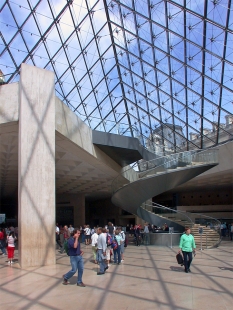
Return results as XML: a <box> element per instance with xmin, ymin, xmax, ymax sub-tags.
<box><xmin>176</xmin><ymin>252</ymin><xmax>184</xmax><ymax>265</ymax></box>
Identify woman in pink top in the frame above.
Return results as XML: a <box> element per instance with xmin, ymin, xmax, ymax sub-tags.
<box><xmin>7</xmin><ymin>231</ymin><xmax>16</xmax><ymax>264</ymax></box>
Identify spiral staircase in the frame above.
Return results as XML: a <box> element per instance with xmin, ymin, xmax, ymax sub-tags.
<box><xmin>112</xmin><ymin>149</ymin><xmax>221</xmax><ymax>248</ymax></box>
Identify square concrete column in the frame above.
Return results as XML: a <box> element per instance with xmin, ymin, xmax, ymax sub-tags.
<box><xmin>18</xmin><ymin>64</ymin><xmax>56</xmax><ymax>268</ymax></box>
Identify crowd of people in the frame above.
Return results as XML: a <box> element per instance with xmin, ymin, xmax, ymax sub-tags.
<box><xmin>220</xmin><ymin>222</ymin><xmax>233</xmax><ymax>237</ymax></box>
<box><xmin>1</xmin><ymin>221</ymin><xmax>232</xmax><ymax>281</ymax></box>
<box><xmin>55</xmin><ymin>222</ymin><xmax>166</xmax><ymax>253</ymax></box>
<box><xmin>61</xmin><ymin>222</ymin><xmax>127</xmax><ymax>287</ymax></box>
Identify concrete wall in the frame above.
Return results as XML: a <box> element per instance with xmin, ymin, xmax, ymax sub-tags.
<box><xmin>178</xmin><ymin>205</ymin><xmax>233</xmax><ymax>219</ymax></box>
<box><xmin>55</xmin><ymin>97</ymin><xmax>93</xmax><ymax>155</ymax></box>
<box><xmin>178</xmin><ymin>190</ymin><xmax>232</xmax><ymax>206</ymax></box>
<box><xmin>0</xmin><ymin>83</ymin><xmax>19</xmax><ymax>124</ymax></box>
<box><xmin>55</xmin><ymin>97</ymin><xmax>122</xmax><ymax>175</ymax></box>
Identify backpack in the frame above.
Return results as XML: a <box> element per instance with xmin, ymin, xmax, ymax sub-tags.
<box><xmin>64</xmin><ymin>239</ymin><xmax>69</xmax><ymax>256</ymax></box>
<box><xmin>106</xmin><ymin>233</ymin><xmax>113</xmax><ymax>247</ymax></box>
<box><xmin>111</xmin><ymin>236</ymin><xmax>118</xmax><ymax>250</ymax></box>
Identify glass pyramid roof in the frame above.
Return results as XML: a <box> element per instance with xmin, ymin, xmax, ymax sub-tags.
<box><xmin>1</xmin><ymin>0</ymin><xmax>233</xmax><ymax>154</ymax></box>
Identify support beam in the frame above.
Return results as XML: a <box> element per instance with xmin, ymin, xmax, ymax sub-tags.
<box><xmin>18</xmin><ymin>63</ymin><xmax>56</xmax><ymax>268</ymax></box>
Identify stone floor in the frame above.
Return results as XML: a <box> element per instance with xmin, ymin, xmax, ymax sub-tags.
<box><xmin>0</xmin><ymin>240</ymin><xmax>232</xmax><ymax>310</ymax></box>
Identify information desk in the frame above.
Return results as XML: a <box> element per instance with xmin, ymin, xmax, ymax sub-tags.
<box><xmin>149</xmin><ymin>232</ymin><xmax>182</xmax><ymax>246</ymax></box>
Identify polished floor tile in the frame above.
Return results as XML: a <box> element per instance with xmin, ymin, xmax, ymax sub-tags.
<box><xmin>0</xmin><ymin>240</ymin><xmax>232</xmax><ymax>310</ymax></box>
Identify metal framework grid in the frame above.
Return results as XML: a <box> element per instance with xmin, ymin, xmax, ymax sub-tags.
<box><xmin>1</xmin><ymin>0</ymin><xmax>233</xmax><ymax>154</ymax></box>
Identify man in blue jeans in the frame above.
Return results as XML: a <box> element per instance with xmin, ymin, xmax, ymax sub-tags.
<box><xmin>63</xmin><ymin>229</ymin><xmax>86</xmax><ymax>287</ymax></box>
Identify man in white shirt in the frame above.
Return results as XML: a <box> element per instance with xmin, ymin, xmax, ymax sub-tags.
<box><xmin>56</xmin><ymin>224</ymin><xmax>62</xmax><ymax>249</ymax></box>
<box><xmin>144</xmin><ymin>223</ymin><xmax>150</xmax><ymax>245</ymax></box>
<box><xmin>68</xmin><ymin>225</ymin><xmax>74</xmax><ymax>234</ymax></box>
<box><xmin>119</xmin><ymin>227</ymin><xmax>126</xmax><ymax>262</ymax></box>
<box><xmin>91</xmin><ymin>229</ymin><xmax>98</xmax><ymax>264</ymax></box>
<box><xmin>84</xmin><ymin>225</ymin><xmax>91</xmax><ymax>245</ymax></box>
<box><xmin>96</xmin><ymin>227</ymin><xmax>108</xmax><ymax>275</ymax></box>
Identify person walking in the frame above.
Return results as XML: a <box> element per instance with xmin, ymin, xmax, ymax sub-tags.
<box><xmin>119</xmin><ymin>227</ymin><xmax>126</xmax><ymax>262</ymax></box>
<box><xmin>143</xmin><ymin>223</ymin><xmax>150</xmax><ymax>245</ymax></box>
<box><xmin>68</xmin><ymin>224</ymin><xmax>74</xmax><ymax>235</ymax></box>
<box><xmin>0</xmin><ymin>228</ymin><xmax>7</xmax><ymax>256</ymax></box>
<box><xmin>230</xmin><ymin>223</ymin><xmax>233</xmax><ymax>241</ymax></box>
<box><xmin>60</xmin><ymin>225</ymin><xmax>70</xmax><ymax>253</ymax></box>
<box><xmin>108</xmin><ymin>222</ymin><xmax>114</xmax><ymax>237</ymax></box>
<box><xmin>91</xmin><ymin>228</ymin><xmax>98</xmax><ymax>264</ymax></box>
<box><xmin>56</xmin><ymin>224</ymin><xmax>62</xmax><ymax>250</ymax></box>
<box><xmin>113</xmin><ymin>230</ymin><xmax>123</xmax><ymax>264</ymax></box>
<box><xmin>7</xmin><ymin>231</ymin><xmax>16</xmax><ymax>264</ymax></box>
<box><xmin>96</xmin><ymin>227</ymin><xmax>108</xmax><ymax>275</ymax></box>
<box><xmin>178</xmin><ymin>227</ymin><xmax>196</xmax><ymax>273</ymax></box>
<box><xmin>135</xmin><ymin>224</ymin><xmax>141</xmax><ymax>246</ymax></box>
<box><xmin>84</xmin><ymin>225</ymin><xmax>91</xmax><ymax>245</ymax></box>
<box><xmin>62</xmin><ymin>229</ymin><xmax>85</xmax><ymax>287</ymax></box>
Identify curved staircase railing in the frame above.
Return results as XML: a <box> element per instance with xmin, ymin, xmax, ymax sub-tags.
<box><xmin>143</xmin><ymin>202</ymin><xmax>221</xmax><ymax>248</ymax></box>
<box><xmin>112</xmin><ymin>149</ymin><xmax>219</xmax><ymax>194</ymax></box>
<box><xmin>111</xmin><ymin>148</ymin><xmax>220</xmax><ymax>248</ymax></box>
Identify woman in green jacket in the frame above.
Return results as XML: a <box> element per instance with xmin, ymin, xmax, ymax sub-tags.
<box><xmin>178</xmin><ymin>227</ymin><xmax>196</xmax><ymax>273</ymax></box>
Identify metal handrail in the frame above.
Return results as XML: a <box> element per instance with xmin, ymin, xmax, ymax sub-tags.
<box><xmin>143</xmin><ymin>202</ymin><xmax>221</xmax><ymax>247</ymax></box>
<box><xmin>112</xmin><ymin>148</ymin><xmax>219</xmax><ymax>194</ymax></box>
<box><xmin>151</xmin><ymin>202</ymin><xmax>194</xmax><ymax>227</ymax></box>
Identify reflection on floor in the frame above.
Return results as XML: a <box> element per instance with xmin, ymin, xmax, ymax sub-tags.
<box><xmin>0</xmin><ymin>241</ymin><xmax>232</xmax><ymax>310</ymax></box>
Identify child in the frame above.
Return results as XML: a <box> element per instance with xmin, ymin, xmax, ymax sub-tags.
<box><xmin>7</xmin><ymin>231</ymin><xmax>16</xmax><ymax>264</ymax></box>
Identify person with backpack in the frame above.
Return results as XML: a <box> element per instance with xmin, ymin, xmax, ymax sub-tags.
<box><xmin>113</xmin><ymin>230</ymin><xmax>123</xmax><ymax>264</ymax></box>
<box><xmin>62</xmin><ymin>229</ymin><xmax>86</xmax><ymax>287</ymax></box>
<box><xmin>108</xmin><ymin>222</ymin><xmax>114</xmax><ymax>237</ymax></box>
<box><xmin>60</xmin><ymin>225</ymin><xmax>70</xmax><ymax>253</ymax></box>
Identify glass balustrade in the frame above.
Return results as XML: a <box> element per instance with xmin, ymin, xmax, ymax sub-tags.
<box><xmin>151</xmin><ymin>203</ymin><xmax>194</xmax><ymax>228</ymax></box>
<box><xmin>112</xmin><ymin>148</ymin><xmax>219</xmax><ymax>193</ymax></box>
<box><xmin>146</xmin><ymin>202</ymin><xmax>221</xmax><ymax>247</ymax></box>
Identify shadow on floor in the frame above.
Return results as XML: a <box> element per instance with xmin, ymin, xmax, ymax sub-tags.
<box><xmin>170</xmin><ymin>266</ymin><xmax>184</xmax><ymax>272</ymax></box>
<box><xmin>218</xmin><ymin>267</ymin><xmax>233</xmax><ymax>272</ymax></box>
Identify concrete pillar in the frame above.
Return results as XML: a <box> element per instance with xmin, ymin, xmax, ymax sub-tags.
<box><xmin>70</xmin><ymin>194</ymin><xmax>85</xmax><ymax>227</ymax></box>
<box><xmin>18</xmin><ymin>64</ymin><xmax>56</xmax><ymax>268</ymax></box>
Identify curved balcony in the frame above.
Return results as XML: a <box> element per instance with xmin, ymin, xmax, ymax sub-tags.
<box><xmin>112</xmin><ymin>149</ymin><xmax>221</xmax><ymax>248</ymax></box>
